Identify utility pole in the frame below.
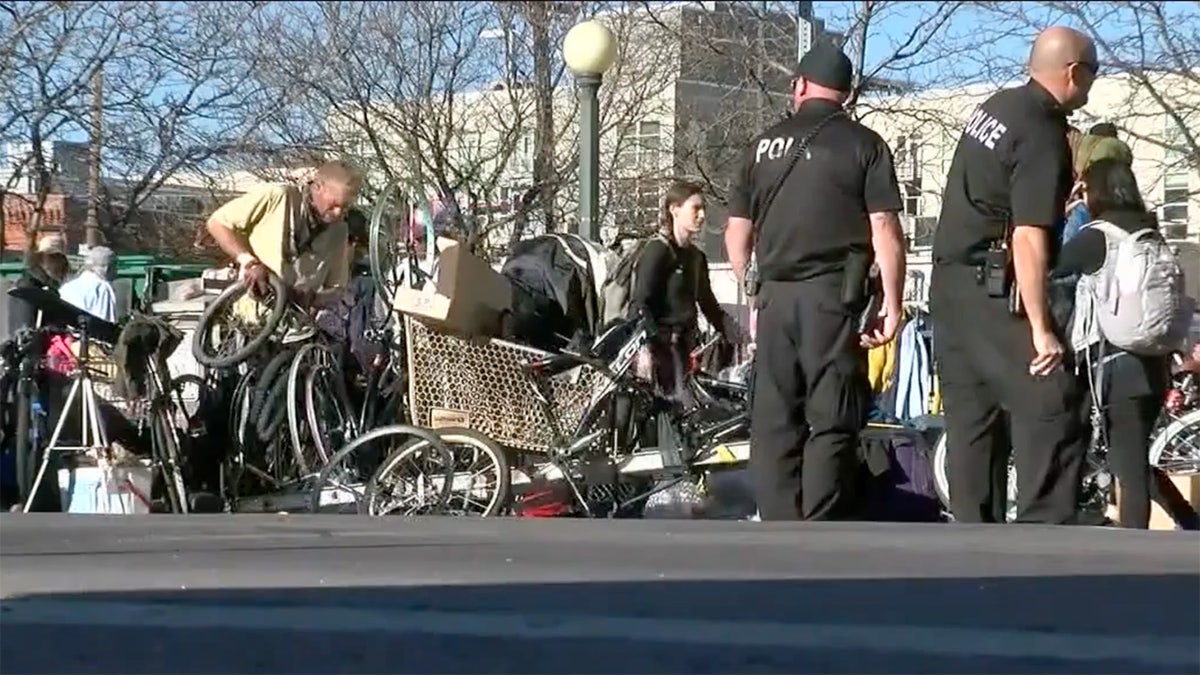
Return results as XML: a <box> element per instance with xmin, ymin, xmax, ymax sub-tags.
<box><xmin>86</xmin><ymin>65</ymin><xmax>103</xmax><ymax>248</ymax></box>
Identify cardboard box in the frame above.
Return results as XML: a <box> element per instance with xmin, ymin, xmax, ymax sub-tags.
<box><xmin>393</xmin><ymin>237</ymin><xmax>512</xmax><ymax>338</ymax></box>
<box><xmin>1151</xmin><ymin>473</ymin><xmax>1200</xmax><ymax>530</ymax></box>
<box><xmin>58</xmin><ymin>462</ymin><xmax>154</xmax><ymax>515</ymax></box>
<box><xmin>1115</xmin><ymin>473</ymin><xmax>1200</xmax><ymax>529</ymax></box>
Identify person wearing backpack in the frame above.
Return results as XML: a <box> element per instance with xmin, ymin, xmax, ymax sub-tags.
<box><xmin>1055</xmin><ymin>158</ymin><xmax>1198</xmax><ymax>529</ymax></box>
<box><xmin>628</xmin><ymin>180</ymin><xmax>744</xmax><ymax>400</ymax></box>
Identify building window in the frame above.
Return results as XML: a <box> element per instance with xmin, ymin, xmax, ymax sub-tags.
<box><xmin>901</xmin><ymin>181</ymin><xmax>922</xmax><ymax>217</ymax></box>
<box><xmin>906</xmin><ymin>216</ymin><xmax>936</xmax><ymax>250</ymax></box>
<box><xmin>612</xmin><ymin>178</ymin><xmax>661</xmax><ymax>231</ymax></box>
<box><xmin>1161</xmin><ymin>116</ymin><xmax>1191</xmax><ymax>224</ymax></box>
<box><xmin>893</xmin><ymin>134</ymin><xmax>921</xmax><ymax>183</ymax></box>
<box><xmin>1162</xmin><ymin>172</ymin><xmax>1189</xmax><ymax>223</ymax></box>
<box><xmin>1164</xmin><ymin>116</ymin><xmax>1189</xmax><ymax>168</ymax></box>
<box><xmin>616</xmin><ymin>121</ymin><xmax>662</xmax><ymax>175</ymax></box>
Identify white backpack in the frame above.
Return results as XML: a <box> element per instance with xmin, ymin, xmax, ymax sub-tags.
<box><xmin>1076</xmin><ymin>220</ymin><xmax>1193</xmax><ymax>356</ymax></box>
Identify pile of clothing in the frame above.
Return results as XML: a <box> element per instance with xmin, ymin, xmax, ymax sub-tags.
<box><xmin>867</xmin><ymin>308</ymin><xmax>936</xmax><ymax>422</ymax></box>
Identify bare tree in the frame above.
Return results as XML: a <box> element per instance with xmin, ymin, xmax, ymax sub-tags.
<box><xmin>494</xmin><ymin>0</ymin><xmax>580</xmax><ymax>245</ymax></box>
<box><xmin>637</xmin><ymin>0</ymin><xmax>974</xmax><ymax>231</ymax></box>
<box><xmin>1</xmin><ymin>2</ymin><xmax>276</xmax><ymax>259</ymax></box>
<box><xmin>233</xmin><ymin>1</ymin><xmax>679</xmax><ymax>257</ymax></box>
<box><xmin>1</xmin><ymin>1</ymin><xmax>134</xmax><ymax>259</ymax></box>
<box><xmin>981</xmin><ymin>2</ymin><xmax>1198</xmax><ymax>165</ymax></box>
<box><xmin>958</xmin><ymin>1</ymin><xmax>1198</xmax><ymax>233</ymax></box>
<box><xmin>90</xmin><ymin>1</ymin><xmax>279</xmax><ymax>255</ymax></box>
<box><xmin>236</xmin><ymin>2</ymin><xmax>530</xmax><ymax>224</ymax></box>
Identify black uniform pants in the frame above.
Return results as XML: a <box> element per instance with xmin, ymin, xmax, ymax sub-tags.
<box><xmin>750</xmin><ymin>280</ymin><xmax>868</xmax><ymax>521</ymax></box>
<box><xmin>930</xmin><ymin>264</ymin><xmax>1086</xmax><ymax>524</ymax></box>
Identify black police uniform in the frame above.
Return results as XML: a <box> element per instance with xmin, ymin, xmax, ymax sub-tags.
<box><xmin>729</xmin><ymin>45</ymin><xmax>903</xmax><ymax>521</ymax></box>
<box><xmin>930</xmin><ymin>79</ymin><xmax>1086</xmax><ymax>525</ymax></box>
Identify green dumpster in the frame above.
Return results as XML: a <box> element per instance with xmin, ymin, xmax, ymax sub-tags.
<box><xmin>0</xmin><ymin>254</ymin><xmax>209</xmax><ymax>322</ymax></box>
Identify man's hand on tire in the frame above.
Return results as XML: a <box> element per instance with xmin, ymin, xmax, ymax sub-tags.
<box><xmin>237</xmin><ymin>256</ymin><xmax>269</xmax><ymax>299</ymax></box>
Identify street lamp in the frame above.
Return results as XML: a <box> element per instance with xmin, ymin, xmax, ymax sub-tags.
<box><xmin>562</xmin><ymin>19</ymin><xmax>617</xmax><ymax>241</ymax></box>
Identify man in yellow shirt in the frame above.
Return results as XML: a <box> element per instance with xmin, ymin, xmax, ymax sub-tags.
<box><xmin>205</xmin><ymin>160</ymin><xmax>362</xmax><ymax>306</ymax></box>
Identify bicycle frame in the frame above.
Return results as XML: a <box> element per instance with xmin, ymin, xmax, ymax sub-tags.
<box><xmin>523</xmin><ymin>321</ymin><xmax>650</xmax><ymax>459</ymax></box>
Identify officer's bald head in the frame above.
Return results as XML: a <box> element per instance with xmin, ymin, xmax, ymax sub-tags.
<box><xmin>1027</xmin><ymin>26</ymin><xmax>1098</xmax><ymax>111</ymax></box>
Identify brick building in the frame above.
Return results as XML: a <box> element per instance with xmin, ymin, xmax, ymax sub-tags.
<box><xmin>1</xmin><ymin>192</ymin><xmax>86</xmax><ymax>254</ymax></box>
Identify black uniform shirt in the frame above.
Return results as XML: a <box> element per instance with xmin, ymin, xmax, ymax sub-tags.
<box><xmin>728</xmin><ymin>99</ymin><xmax>902</xmax><ymax>282</ymax></box>
<box><xmin>933</xmin><ymin>80</ymin><xmax>1073</xmax><ymax>266</ymax></box>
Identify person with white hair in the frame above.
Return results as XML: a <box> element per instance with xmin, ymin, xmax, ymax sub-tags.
<box><xmin>59</xmin><ymin>245</ymin><xmax>118</xmax><ymax>323</ymax></box>
<box><xmin>204</xmin><ymin>159</ymin><xmax>362</xmax><ymax>305</ymax></box>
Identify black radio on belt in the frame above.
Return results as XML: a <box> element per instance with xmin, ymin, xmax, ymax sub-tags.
<box><xmin>982</xmin><ymin>243</ymin><xmax>1008</xmax><ymax>298</ymax></box>
<box><xmin>977</xmin><ymin>232</ymin><xmax>1025</xmax><ymax>317</ymax></box>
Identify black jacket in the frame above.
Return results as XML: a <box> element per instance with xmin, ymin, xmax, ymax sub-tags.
<box><xmin>631</xmin><ymin>237</ymin><xmax>724</xmax><ymax>333</ymax></box>
<box><xmin>9</xmin><ymin>261</ymin><xmax>62</xmax><ymax>332</ymax></box>
<box><xmin>1055</xmin><ymin>209</ymin><xmax>1170</xmax><ymax>401</ymax></box>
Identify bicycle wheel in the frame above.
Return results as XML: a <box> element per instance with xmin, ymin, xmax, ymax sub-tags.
<box><xmin>368</xmin><ymin>427</ymin><xmax>511</xmax><ymax>517</ymax></box>
<box><xmin>931</xmin><ymin>429</ymin><xmax>1018</xmax><ymax>522</ymax></box>
<box><xmin>1149</xmin><ymin>408</ymin><xmax>1200</xmax><ymax>474</ymax></box>
<box><xmin>287</xmin><ymin>343</ymin><xmax>335</xmax><ymax>475</ymax></box>
<box><xmin>368</xmin><ymin>182</ymin><xmax>408</xmax><ymax>309</ymax></box>
<box><xmin>250</xmin><ymin>345</ymin><xmax>299</xmax><ymax>436</ymax></box>
<box><xmin>304</xmin><ymin>360</ymin><xmax>357</xmax><ymax>467</ymax></box>
<box><xmin>229</xmin><ymin>371</ymin><xmax>256</xmax><ymax>454</ymax></box>
<box><xmin>193</xmin><ymin>275</ymin><xmax>289</xmax><ymax>370</ymax></box>
<box><xmin>168</xmin><ymin>373</ymin><xmax>210</xmax><ymax>430</ymax></box>
<box><xmin>306</xmin><ymin>424</ymin><xmax>453</xmax><ymax>514</ymax></box>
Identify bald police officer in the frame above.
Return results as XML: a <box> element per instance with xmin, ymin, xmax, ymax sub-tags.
<box><xmin>725</xmin><ymin>44</ymin><xmax>907</xmax><ymax>521</ymax></box>
<box><xmin>931</xmin><ymin>27</ymin><xmax>1099</xmax><ymax>524</ymax></box>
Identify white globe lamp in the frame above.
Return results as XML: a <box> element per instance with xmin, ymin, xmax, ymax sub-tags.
<box><xmin>562</xmin><ymin>20</ymin><xmax>617</xmax><ymax>241</ymax></box>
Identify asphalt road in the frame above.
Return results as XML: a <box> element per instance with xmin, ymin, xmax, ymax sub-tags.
<box><xmin>1</xmin><ymin>514</ymin><xmax>1198</xmax><ymax>674</ymax></box>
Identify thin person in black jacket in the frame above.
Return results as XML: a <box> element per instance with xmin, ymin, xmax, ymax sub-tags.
<box><xmin>1055</xmin><ymin>158</ymin><xmax>1199</xmax><ymax>529</ymax></box>
<box><xmin>11</xmin><ymin>237</ymin><xmax>71</xmax><ymax>332</ymax></box>
<box><xmin>630</xmin><ymin>180</ymin><xmax>742</xmax><ymax>400</ymax></box>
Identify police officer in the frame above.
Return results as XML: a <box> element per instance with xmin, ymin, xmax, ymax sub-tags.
<box><xmin>930</xmin><ymin>27</ymin><xmax>1099</xmax><ymax>524</ymax></box>
<box><xmin>725</xmin><ymin>44</ymin><xmax>907</xmax><ymax>521</ymax></box>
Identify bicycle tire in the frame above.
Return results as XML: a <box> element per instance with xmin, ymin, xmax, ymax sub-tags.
<box><xmin>257</xmin><ymin>369</ymin><xmax>294</xmax><ymax>443</ymax></box>
<box><xmin>368</xmin><ymin>427</ymin><xmax>511</xmax><ymax>517</ymax></box>
<box><xmin>169</xmin><ymin>373</ymin><xmax>210</xmax><ymax>429</ymax></box>
<box><xmin>229</xmin><ymin>371</ymin><xmax>256</xmax><ymax>452</ymax></box>
<box><xmin>305</xmin><ymin>424</ymin><xmax>453</xmax><ymax>514</ymax></box>
<box><xmin>931</xmin><ymin>430</ymin><xmax>1018</xmax><ymax>522</ymax></box>
<box><xmin>250</xmin><ymin>346</ymin><xmax>298</xmax><ymax>429</ymax></box>
<box><xmin>287</xmin><ymin>343</ymin><xmax>334</xmax><ymax>475</ymax></box>
<box><xmin>150</xmin><ymin>398</ymin><xmax>189</xmax><ymax>514</ymax></box>
<box><xmin>193</xmin><ymin>275</ymin><xmax>289</xmax><ymax>370</ymax></box>
<box><xmin>1148</xmin><ymin>408</ymin><xmax>1200</xmax><ymax>472</ymax></box>
<box><xmin>368</xmin><ymin>183</ymin><xmax>404</xmax><ymax>309</ymax></box>
<box><xmin>304</xmin><ymin>361</ymin><xmax>356</xmax><ymax>466</ymax></box>
<box><xmin>931</xmin><ymin>430</ymin><xmax>951</xmax><ymax>511</ymax></box>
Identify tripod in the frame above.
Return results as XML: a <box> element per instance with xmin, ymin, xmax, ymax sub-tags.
<box><xmin>22</xmin><ymin>317</ymin><xmax>112</xmax><ymax>513</ymax></box>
